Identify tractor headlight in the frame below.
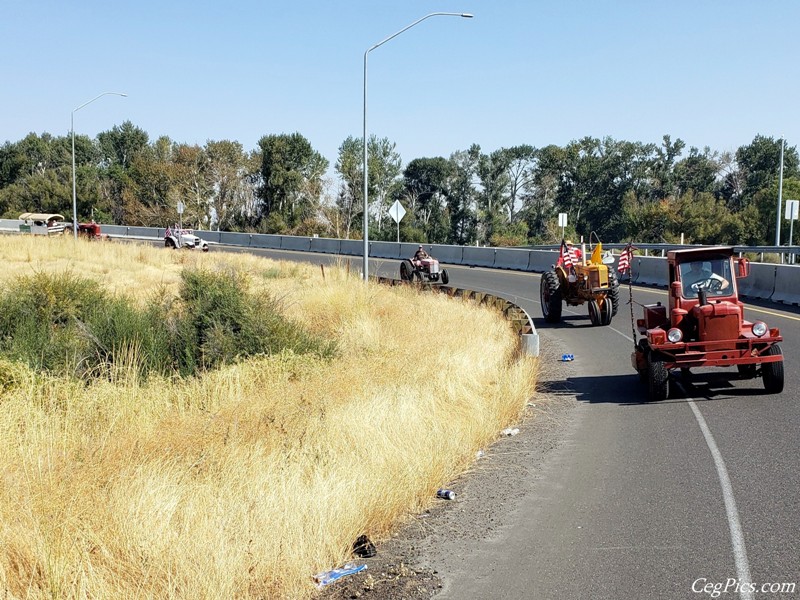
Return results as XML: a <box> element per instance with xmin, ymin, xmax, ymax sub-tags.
<box><xmin>752</xmin><ymin>321</ymin><xmax>768</xmax><ymax>337</ymax></box>
<box><xmin>667</xmin><ymin>328</ymin><xmax>683</xmax><ymax>343</ymax></box>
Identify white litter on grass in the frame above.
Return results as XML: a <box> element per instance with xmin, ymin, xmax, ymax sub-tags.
<box><xmin>501</xmin><ymin>427</ymin><xmax>520</xmax><ymax>436</ymax></box>
<box><xmin>476</xmin><ymin>449</ymin><xmax>485</xmax><ymax>459</ymax></box>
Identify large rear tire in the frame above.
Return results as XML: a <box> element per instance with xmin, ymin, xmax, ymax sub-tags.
<box><xmin>400</xmin><ymin>260</ymin><xmax>414</xmax><ymax>281</ymax></box>
<box><xmin>540</xmin><ymin>271</ymin><xmax>562</xmax><ymax>323</ymax></box>
<box><xmin>165</xmin><ymin>237</ymin><xmax>176</xmax><ymax>249</ymax></box>
<box><xmin>647</xmin><ymin>353</ymin><xmax>669</xmax><ymax>401</ymax></box>
<box><xmin>762</xmin><ymin>344</ymin><xmax>784</xmax><ymax>393</ymax></box>
<box><xmin>608</xmin><ymin>269</ymin><xmax>620</xmax><ymax>317</ymax></box>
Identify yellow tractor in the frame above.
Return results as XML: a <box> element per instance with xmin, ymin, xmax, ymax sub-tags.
<box><xmin>540</xmin><ymin>239</ymin><xmax>619</xmax><ymax>326</ymax></box>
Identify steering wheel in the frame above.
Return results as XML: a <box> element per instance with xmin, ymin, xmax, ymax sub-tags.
<box><xmin>690</xmin><ymin>277</ymin><xmax>722</xmax><ymax>292</ymax></box>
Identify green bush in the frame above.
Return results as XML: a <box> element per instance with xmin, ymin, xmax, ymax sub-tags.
<box><xmin>168</xmin><ymin>267</ymin><xmax>334</xmax><ymax>375</ymax></box>
<box><xmin>0</xmin><ymin>268</ymin><xmax>334</xmax><ymax>381</ymax></box>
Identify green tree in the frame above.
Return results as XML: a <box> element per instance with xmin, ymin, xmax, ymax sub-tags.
<box><xmin>673</xmin><ymin>146</ymin><xmax>718</xmax><ymax>197</ymax></box>
<box><xmin>367</xmin><ymin>136</ymin><xmax>402</xmax><ymax>235</ymax></box>
<box><xmin>334</xmin><ymin>136</ymin><xmax>363</xmax><ymax>239</ymax></box>
<box><xmin>204</xmin><ymin>140</ymin><xmax>257</xmax><ymax>231</ymax></box>
<box><xmin>256</xmin><ymin>132</ymin><xmax>328</xmax><ymax>232</ymax></box>
<box><xmin>446</xmin><ymin>145</ymin><xmax>480</xmax><ymax>245</ymax></box>
<box><xmin>97</xmin><ymin>121</ymin><xmax>149</xmax><ymax>169</ymax></box>
<box><xmin>401</xmin><ymin>157</ymin><xmax>452</xmax><ymax>242</ymax></box>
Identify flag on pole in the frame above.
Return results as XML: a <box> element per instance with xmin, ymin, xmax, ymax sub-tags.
<box><xmin>560</xmin><ymin>239</ymin><xmax>579</xmax><ymax>269</ymax></box>
<box><xmin>617</xmin><ymin>242</ymin><xmax>634</xmax><ymax>274</ymax></box>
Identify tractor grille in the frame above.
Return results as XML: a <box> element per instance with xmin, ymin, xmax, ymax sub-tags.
<box><xmin>693</xmin><ymin>302</ymin><xmax>741</xmax><ymax>343</ymax></box>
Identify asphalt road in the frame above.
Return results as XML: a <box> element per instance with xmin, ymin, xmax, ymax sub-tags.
<box><xmin>162</xmin><ymin>244</ymin><xmax>800</xmax><ymax>599</ymax></box>
<box><xmin>424</xmin><ymin>265</ymin><xmax>800</xmax><ymax>600</ymax></box>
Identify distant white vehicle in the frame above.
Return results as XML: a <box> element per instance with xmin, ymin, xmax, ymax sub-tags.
<box><xmin>19</xmin><ymin>212</ymin><xmax>68</xmax><ymax>236</ymax></box>
<box><xmin>164</xmin><ymin>224</ymin><xmax>209</xmax><ymax>252</ymax></box>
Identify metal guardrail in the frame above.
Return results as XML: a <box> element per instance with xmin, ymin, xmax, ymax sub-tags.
<box><xmin>374</xmin><ymin>276</ymin><xmax>539</xmax><ymax>356</ymax></box>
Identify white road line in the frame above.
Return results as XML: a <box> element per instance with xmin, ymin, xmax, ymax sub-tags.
<box><xmin>686</xmin><ymin>399</ymin><xmax>754</xmax><ymax>600</ymax></box>
<box><xmin>601</xmin><ymin>323</ymin><xmax>754</xmax><ymax>598</ymax></box>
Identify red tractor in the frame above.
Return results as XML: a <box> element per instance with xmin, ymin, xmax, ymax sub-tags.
<box><xmin>632</xmin><ymin>247</ymin><xmax>784</xmax><ymax>401</ymax></box>
<box><xmin>399</xmin><ymin>248</ymin><xmax>449</xmax><ymax>284</ymax></box>
<box><xmin>76</xmin><ymin>221</ymin><xmax>110</xmax><ymax>241</ymax></box>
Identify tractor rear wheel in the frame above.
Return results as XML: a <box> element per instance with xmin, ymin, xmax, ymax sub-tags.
<box><xmin>647</xmin><ymin>353</ymin><xmax>669</xmax><ymax>401</ymax></box>
<box><xmin>165</xmin><ymin>237</ymin><xmax>176</xmax><ymax>249</ymax></box>
<box><xmin>762</xmin><ymin>344</ymin><xmax>784</xmax><ymax>393</ymax></box>
<box><xmin>540</xmin><ymin>271</ymin><xmax>562</xmax><ymax>323</ymax></box>
<box><xmin>608</xmin><ymin>270</ymin><xmax>620</xmax><ymax>317</ymax></box>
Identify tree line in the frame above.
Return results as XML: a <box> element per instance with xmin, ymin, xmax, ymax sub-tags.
<box><xmin>1</xmin><ymin>123</ymin><xmax>798</xmax><ymax>246</ymax></box>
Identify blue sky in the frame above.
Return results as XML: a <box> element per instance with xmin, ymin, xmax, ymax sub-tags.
<box><xmin>3</xmin><ymin>0</ymin><xmax>799</xmax><ymax>177</ymax></box>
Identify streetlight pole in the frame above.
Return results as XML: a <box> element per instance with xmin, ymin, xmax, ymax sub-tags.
<box><xmin>775</xmin><ymin>135</ymin><xmax>785</xmax><ymax>248</ymax></box>
<box><xmin>362</xmin><ymin>12</ymin><xmax>473</xmax><ymax>280</ymax></box>
<box><xmin>71</xmin><ymin>92</ymin><xmax>127</xmax><ymax>239</ymax></box>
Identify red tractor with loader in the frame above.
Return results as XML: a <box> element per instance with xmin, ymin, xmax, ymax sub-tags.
<box><xmin>632</xmin><ymin>247</ymin><xmax>784</xmax><ymax>401</ymax></box>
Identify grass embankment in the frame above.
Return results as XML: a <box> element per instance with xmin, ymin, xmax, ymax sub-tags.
<box><xmin>0</xmin><ymin>236</ymin><xmax>537</xmax><ymax>599</ymax></box>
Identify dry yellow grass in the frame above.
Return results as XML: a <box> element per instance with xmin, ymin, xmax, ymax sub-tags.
<box><xmin>0</xmin><ymin>235</ymin><xmax>537</xmax><ymax>599</ymax></box>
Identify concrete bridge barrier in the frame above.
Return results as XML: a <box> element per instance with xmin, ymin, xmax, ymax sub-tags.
<box><xmin>770</xmin><ymin>264</ymin><xmax>800</xmax><ymax>304</ymax></box>
<box><xmin>250</xmin><ymin>234</ymin><xmax>282</xmax><ymax>249</ymax></box>
<box><xmin>493</xmin><ymin>248</ymin><xmax>532</xmax><ymax>271</ymax></box>
<box><xmin>462</xmin><ymin>246</ymin><xmax>496</xmax><ymax>268</ymax></box>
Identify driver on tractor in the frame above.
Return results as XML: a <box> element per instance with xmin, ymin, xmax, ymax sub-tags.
<box><xmin>413</xmin><ymin>245</ymin><xmax>430</xmax><ymax>261</ymax></box>
<box><xmin>681</xmin><ymin>259</ymin><xmax>730</xmax><ymax>296</ymax></box>
<box><xmin>556</xmin><ymin>239</ymin><xmax>582</xmax><ymax>268</ymax></box>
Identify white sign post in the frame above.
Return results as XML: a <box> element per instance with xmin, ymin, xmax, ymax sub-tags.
<box><xmin>558</xmin><ymin>213</ymin><xmax>568</xmax><ymax>240</ymax></box>
<box><xmin>388</xmin><ymin>200</ymin><xmax>407</xmax><ymax>243</ymax></box>
<box><xmin>177</xmin><ymin>200</ymin><xmax>185</xmax><ymax>230</ymax></box>
<box><xmin>786</xmin><ymin>199</ymin><xmax>799</xmax><ymax>263</ymax></box>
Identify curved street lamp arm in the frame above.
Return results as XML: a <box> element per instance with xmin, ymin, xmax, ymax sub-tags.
<box><xmin>362</xmin><ymin>12</ymin><xmax>472</xmax><ymax>280</ymax></box>
<box><xmin>365</xmin><ymin>12</ymin><xmax>473</xmax><ymax>56</ymax></box>
<box><xmin>71</xmin><ymin>91</ymin><xmax>127</xmax><ymax>239</ymax></box>
<box><xmin>73</xmin><ymin>92</ymin><xmax>128</xmax><ymax>115</ymax></box>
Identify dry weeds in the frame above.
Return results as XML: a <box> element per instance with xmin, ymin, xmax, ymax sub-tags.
<box><xmin>0</xmin><ymin>235</ymin><xmax>537</xmax><ymax>599</ymax></box>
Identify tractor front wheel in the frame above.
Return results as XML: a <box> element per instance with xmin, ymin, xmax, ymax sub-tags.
<box><xmin>647</xmin><ymin>353</ymin><xmax>669</xmax><ymax>401</ymax></box>
<box><xmin>600</xmin><ymin>297</ymin><xmax>613</xmax><ymax>325</ymax></box>
<box><xmin>762</xmin><ymin>344</ymin><xmax>784</xmax><ymax>393</ymax></box>
<box><xmin>588</xmin><ymin>300</ymin><xmax>598</xmax><ymax>325</ymax></box>
<box><xmin>540</xmin><ymin>271</ymin><xmax>563</xmax><ymax>323</ymax></box>
<box><xmin>441</xmin><ymin>269</ymin><xmax>449</xmax><ymax>285</ymax></box>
